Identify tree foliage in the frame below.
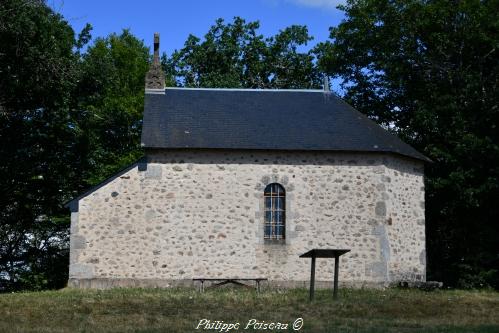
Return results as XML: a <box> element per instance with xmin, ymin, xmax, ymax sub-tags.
<box><xmin>0</xmin><ymin>0</ymin><xmax>149</xmax><ymax>291</ymax></box>
<box><xmin>164</xmin><ymin>17</ymin><xmax>321</xmax><ymax>89</ymax></box>
<box><xmin>0</xmin><ymin>0</ymin><xmax>80</xmax><ymax>290</ymax></box>
<box><xmin>76</xmin><ymin>30</ymin><xmax>149</xmax><ymax>185</ymax></box>
<box><xmin>316</xmin><ymin>0</ymin><xmax>499</xmax><ymax>288</ymax></box>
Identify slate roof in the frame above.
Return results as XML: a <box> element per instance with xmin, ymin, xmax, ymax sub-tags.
<box><xmin>142</xmin><ymin>88</ymin><xmax>429</xmax><ymax>162</ymax></box>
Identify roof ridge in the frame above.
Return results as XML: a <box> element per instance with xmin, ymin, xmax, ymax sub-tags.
<box><xmin>163</xmin><ymin>87</ymin><xmax>326</xmax><ymax>93</ymax></box>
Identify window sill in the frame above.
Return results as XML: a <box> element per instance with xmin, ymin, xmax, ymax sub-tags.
<box><xmin>264</xmin><ymin>239</ymin><xmax>286</xmax><ymax>245</ymax></box>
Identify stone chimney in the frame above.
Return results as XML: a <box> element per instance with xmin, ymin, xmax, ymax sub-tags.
<box><xmin>145</xmin><ymin>33</ymin><xmax>165</xmax><ymax>91</ymax></box>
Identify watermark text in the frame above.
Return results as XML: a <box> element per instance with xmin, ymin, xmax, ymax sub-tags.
<box><xmin>195</xmin><ymin>318</ymin><xmax>304</xmax><ymax>332</ymax></box>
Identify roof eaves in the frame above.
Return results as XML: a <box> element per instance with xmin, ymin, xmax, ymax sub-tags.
<box><xmin>64</xmin><ymin>157</ymin><xmax>146</xmax><ymax>212</ymax></box>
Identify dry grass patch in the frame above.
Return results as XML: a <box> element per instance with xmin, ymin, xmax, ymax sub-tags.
<box><xmin>0</xmin><ymin>288</ymin><xmax>498</xmax><ymax>332</ymax></box>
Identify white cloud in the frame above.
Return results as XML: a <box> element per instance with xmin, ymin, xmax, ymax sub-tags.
<box><xmin>287</xmin><ymin>0</ymin><xmax>346</xmax><ymax>10</ymax></box>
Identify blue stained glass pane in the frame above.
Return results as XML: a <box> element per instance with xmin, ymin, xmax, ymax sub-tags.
<box><xmin>265</xmin><ymin>211</ymin><xmax>272</xmax><ymax>222</ymax></box>
<box><xmin>265</xmin><ymin>197</ymin><xmax>272</xmax><ymax>208</ymax></box>
<box><xmin>275</xmin><ymin>211</ymin><xmax>284</xmax><ymax>223</ymax></box>
<box><xmin>265</xmin><ymin>225</ymin><xmax>272</xmax><ymax>236</ymax></box>
<box><xmin>276</xmin><ymin>197</ymin><xmax>284</xmax><ymax>210</ymax></box>
<box><xmin>276</xmin><ymin>225</ymin><xmax>284</xmax><ymax>236</ymax></box>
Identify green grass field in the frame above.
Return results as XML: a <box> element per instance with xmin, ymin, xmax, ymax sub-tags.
<box><xmin>0</xmin><ymin>287</ymin><xmax>498</xmax><ymax>333</ymax></box>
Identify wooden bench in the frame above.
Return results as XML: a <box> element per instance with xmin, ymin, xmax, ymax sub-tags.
<box><xmin>193</xmin><ymin>278</ymin><xmax>268</xmax><ymax>293</ymax></box>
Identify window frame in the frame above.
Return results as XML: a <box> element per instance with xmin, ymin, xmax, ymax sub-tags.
<box><xmin>263</xmin><ymin>183</ymin><xmax>286</xmax><ymax>243</ymax></box>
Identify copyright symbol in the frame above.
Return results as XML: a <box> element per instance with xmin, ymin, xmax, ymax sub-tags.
<box><xmin>292</xmin><ymin>317</ymin><xmax>304</xmax><ymax>330</ymax></box>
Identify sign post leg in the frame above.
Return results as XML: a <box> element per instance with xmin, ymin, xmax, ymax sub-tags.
<box><xmin>333</xmin><ymin>255</ymin><xmax>339</xmax><ymax>299</ymax></box>
<box><xmin>310</xmin><ymin>256</ymin><xmax>316</xmax><ymax>301</ymax></box>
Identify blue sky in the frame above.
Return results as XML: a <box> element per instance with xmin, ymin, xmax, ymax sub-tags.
<box><xmin>50</xmin><ymin>0</ymin><xmax>346</xmax><ymax>55</ymax></box>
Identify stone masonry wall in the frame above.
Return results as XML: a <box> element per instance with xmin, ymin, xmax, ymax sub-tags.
<box><xmin>69</xmin><ymin>150</ymin><xmax>425</xmax><ymax>288</ymax></box>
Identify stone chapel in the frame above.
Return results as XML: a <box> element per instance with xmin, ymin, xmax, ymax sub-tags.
<box><xmin>66</xmin><ymin>34</ymin><xmax>429</xmax><ymax>289</ymax></box>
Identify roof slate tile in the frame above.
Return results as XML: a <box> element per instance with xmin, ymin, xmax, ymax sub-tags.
<box><xmin>141</xmin><ymin>88</ymin><xmax>429</xmax><ymax>162</ymax></box>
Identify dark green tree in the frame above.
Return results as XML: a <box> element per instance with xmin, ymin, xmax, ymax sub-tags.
<box><xmin>0</xmin><ymin>0</ymin><xmax>85</xmax><ymax>290</ymax></box>
<box><xmin>164</xmin><ymin>17</ymin><xmax>321</xmax><ymax>89</ymax></box>
<box><xmin>75</xmin><ymin>30</ymin><xmax>149</xmax><ymax>185</ymax></box>
<box><xmin>0</xmin><ymin>0</ymin><xmax>149</xmax><ymax>290</ymax></box>
<box><xmin>316</xmin><ymin>0</ymin><xmax>499</xmax><ymax>288</ymax></box>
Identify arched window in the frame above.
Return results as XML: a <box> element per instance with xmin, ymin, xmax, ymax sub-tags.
<box><xmin>264</xmin><ymin>183</ymin><xmax>285</xmax><ymax>240</ymax></box>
